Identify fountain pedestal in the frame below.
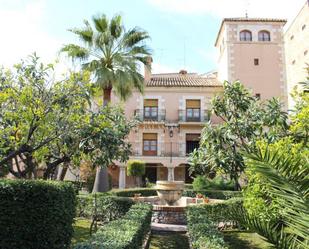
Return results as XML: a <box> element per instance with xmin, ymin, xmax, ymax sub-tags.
<box><xmin>155</xmin><ymin>181</ymin><xmax>184</xmax><ymax>206</ymax></box>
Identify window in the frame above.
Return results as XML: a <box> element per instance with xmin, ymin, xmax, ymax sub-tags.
<box><xmin>258</xmin><ymin>30</ymin><xmax>270</xmax><ymax>41</ymax></box>
<box><xmin>186</xmin><ymin>134</ymin><xmax>200</xmax><ymax>154</ymax></box>
<box><xmin>292</xmin><ymin>60</ymin><xmax>296</xmax><ymax>65</ymax></box>
<box><xmin>255</xmin><ymin>93</ymin><xmax>261</xmax><ymax>99</ymax></box>
<box><xmin>254</xmin><ymin>58</ymin><xmax>259</xmax><ymax>66</ymax></box>
<box><xmin>143</xmin><ymin>133</ymin><xmax>157</xmax><ymax>156</ymax></box>
<box><xmin>290</xmin><ymin>35</ymin><xmax>294</xmax><ymax>40</ymax></box>
<box><xmin>186</xmin><ymin>99</ymin><xmax>201</xmax><ymax>121</ymax></box>
<box><xmin>304</xmin><ymin>50</ymin><xmax>308</xmax><ymax>56</ymax></box>
<box><xmin>144</xmin><ymin>99</ymin><xmax>158</xmax><ymax>120</ymax></box>
<box><xmin>240</xmin><ymin>30</ymin><xmax>252</xmax><ymax>41</ymax></box>
<box><xmin>302</xmin><ymin>24</ymin><xmax>306</xmax><ymax>30</ymax></box>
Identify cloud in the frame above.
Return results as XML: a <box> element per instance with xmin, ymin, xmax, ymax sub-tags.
<box><xmin>0</xmin><ymin>0</ymin><xmax>64</xmax><ymax>68</ymax></box>
<box><xmin>147</xmin><ymin>0</ymin><xmax>305</xmax><ymax>22</ymax></box>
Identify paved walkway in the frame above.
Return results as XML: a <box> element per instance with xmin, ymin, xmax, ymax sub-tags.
<box><xmin>151</xmin><ymin>222</ymin><xmax>187</xmax><ymax>232</ymax></box>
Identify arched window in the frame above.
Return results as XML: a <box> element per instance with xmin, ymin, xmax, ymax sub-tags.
<box><xmin>239</xmin><ymin>30</ymin><xmax>252</xmax><ymax>41</ymax></box>
<box><xmin>258</xmin><ymin>30</ymin><xmax>271</xmax><ymax>41</ymax></box>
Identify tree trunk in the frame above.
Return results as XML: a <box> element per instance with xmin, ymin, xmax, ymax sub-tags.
<box><xmin>92</xmin><ymin>86</ymin><xmax>112</xmax><ymax>193</ymax></box>
<box><xmin>59</xmin><ymin>162</ymin><xmax>69</xmax><ymax>181</ymax></box>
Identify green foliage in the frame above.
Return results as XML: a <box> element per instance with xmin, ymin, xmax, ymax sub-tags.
<box><xmin>186</xmin><ymin>204</ymin><xmax>229</xmax><ymax>249</ymax></box>
<box><xmin>0</xmin><ymin>179</ymin><xmax>76</xmax><ymax>249</ymax></box>
<box><xmin>111</xmin><ymin>187</ymin><xmax>157</xmax><ymax>197</ymax></box>
<box><xmin>61</xmin><ymin>14</ymin><xmax>151</xmax><ymax>102</ymax></box>
<box><xmin>192</xmin><ymin>175</ymin><xmax>235</xmax><ymax>191</ymax></box>
<box><xmin>190</xmin><ymin>81</ymin><xmax>288</xmax><ymax>189</ymax></box>
<box><xmin>0</xmin><ymin>54</ymin><xmax>93</xmax><ymax>178</ymax></box>
<box><xmin>127</xmin><ymin>160</ymin><xmax>145</xmax><ymax>177</ymax></box>
<box><xmin>79</xmin><ymin>106</ymin><xmax>136</xmax><ymax>168</ymax></box>
<box><xmin>76</xmin><ymin>194</ymin><xmax>133</xmax><ymax>222</ymax></box>
<box><xmin>243</xmin><ymin>145</ymin><xmax>309</xmax><ymax>248</ymax></box>
<box><xmin>183</xmin><ymin>189</ymin><xmax>241</xmax><ymax>200</ymax></box>
<box><xmin>74</xmin><ymin>203</ymin><xmax>152</xmax><ymax>249</ymax></box>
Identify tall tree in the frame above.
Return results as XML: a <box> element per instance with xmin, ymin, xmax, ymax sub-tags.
<box><xmin>189</xmin><ymin>81</ymin><xmax>288</xmax><ymax>189</ymax></box>
<box><xmin>61</xmin><ymin>14</ymin><xmax>151</xmax><ymax>192</ymax></box>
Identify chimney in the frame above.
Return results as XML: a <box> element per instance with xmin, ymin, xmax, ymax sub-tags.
<box><xmin>179</xmin><ymin>69</ymin><xmax>187</xmax><ymax>75</ymax></box>
<box><xmin>144</xmin><ymin>56</ymin><xmax>152</xmax><ymax>81</ymax></box>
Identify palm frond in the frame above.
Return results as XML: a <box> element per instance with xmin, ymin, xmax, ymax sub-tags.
<box><xmin>92</xmin><ymin>14</ymin><xmax>108</xmax><ymax>33</ymax></box>
<box><xmin>60</xmin><ymin>44</ymin><xmax>89</xmax><ymax>60</ymax></box>
<box><xmin>245</xmin><ymin>147</ymin><xmax>309</xmax><ymax>247</ymax></box>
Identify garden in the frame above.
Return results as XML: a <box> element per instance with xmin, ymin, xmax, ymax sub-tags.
<box><xmin>0</xmin><ymin>12</ymin><xmax>308</xmax><ymax>249</ymax></box>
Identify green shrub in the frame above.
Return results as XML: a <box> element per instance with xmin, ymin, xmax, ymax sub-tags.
<box><xmin>127</xmin><ymin>160</ymin><xmax>145</xmax><ymax>177</ymax></box>
<box><xmin>192</xmin><ymin>175</ymin><xmax>235</xmax><ymax>191</ymax></box>
<box><xmin>111</xmin><ymin>187</ymin><xmax>157</xmax><ymax>197</ymax></box>
<box><xmin>74</xmin><ymin>203</ymin><xmax>152</xmax><ymax>249</ymax></box>
<box><xmin>0</xmin><ymin>179</ymin><xmax>76</xmax><ymax>249</ymax></box>
<box><xmin>186</xmin><ymin>205</ymin><xmax>228</xmax><ymax>249</ymax></box>
<box><xmin>76</xmin><ymin>194</ymin><xmax>134</xmax><ymax>222</ymax></box>
<box><xmin>183</xmin><ymin>189</ymin><xmax>241</xmax><ymax>199</ymax></box>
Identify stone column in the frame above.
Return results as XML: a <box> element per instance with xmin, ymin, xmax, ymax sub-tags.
<box><xmin>167</xmin><ymin>167</ymin><xmax>175</xmax><ymax>181</ymax></box>
<box><xmin>119</xmin><ymin>165</ymin><xmax>126</xmax><ymax>189</ymax></box>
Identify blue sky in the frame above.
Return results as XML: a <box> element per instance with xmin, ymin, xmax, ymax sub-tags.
<box><xmin>0</xmin><ymin>0</ymin><xmax>305</xmax><ymax>74</ymax></box>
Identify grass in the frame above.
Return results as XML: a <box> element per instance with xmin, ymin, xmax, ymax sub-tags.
<box><xmin>148</xmin><ymin>232</ymin><xmax>190</xmax><ymax>249</ymax></box>
<box><xmin>223</xmin><ymin>230</ymin><xmax>273</xmax><ymax>249</ymax></box>
<box><xmin>71</xmin><ymin>218</ymin><xmax>92</xmax><ymax>246</ymax></box>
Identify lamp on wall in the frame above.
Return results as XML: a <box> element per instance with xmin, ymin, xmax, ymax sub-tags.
<box><xmin>169</xmin><ymin>129</ymin><xmax>173</xmax><ymax>138</ymax></box>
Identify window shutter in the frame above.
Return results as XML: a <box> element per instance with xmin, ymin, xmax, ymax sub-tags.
<box><xmin>186</xmin><ymin>134</ymin><xmax>200</xmax><ymax>141</ymax></box>
<box><xmin>186</xmin><ymin>99</ymin><xmax>200</xmax><ymax>108</ymax></box>
<box><xmin>143</xmin><ymin>133</ymin><xmax>157</xmax><ymax>140</ymax></box>
<box><xmin>144</xmin><ymin>99</ymin><xmax>158</xmax><ymax>107</ymax></box>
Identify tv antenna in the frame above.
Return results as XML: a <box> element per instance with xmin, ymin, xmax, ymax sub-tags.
<box><xmin>245</xmin><ymin>0</ymin><xmax>250</xmax><ymax>18</ymax></box>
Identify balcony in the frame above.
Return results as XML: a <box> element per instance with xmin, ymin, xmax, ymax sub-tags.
<box><xmin>130</xmin><ymin>142</ymin><xmax>188</xmax><ymax>157</ymax></box>
<box><xmin>134</xmin><ymin>109</ymin><xmax>166</xmax><ymax>122</ymax></box>
<box><xmin>178</xmin><ymin>110</ymin><xmax>210</xmax><ymax>122</ymax></box>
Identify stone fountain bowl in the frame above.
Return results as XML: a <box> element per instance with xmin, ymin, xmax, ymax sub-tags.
<box><xmin>155</xmin><ymin>181</ymin><xmax>184</xmax><ymax>206</ymax></box>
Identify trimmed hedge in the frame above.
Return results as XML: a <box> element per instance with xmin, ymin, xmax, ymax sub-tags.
<box><xmin>109</xmin><ymin>188</ymin><xmax>241</xmax><ymax>200</ymax></box>
<box><xmin>74</xmin><ymin>203</ymin><xmax>152</xmax><ymax>249</ymax></box>
<box><xmin>186</xmin><ymin>198</ymin><xmax>243</xmax><ymax>249</ymax></box>
<box><xmin>111</xmin><ymin>187</ymin><xmax>157</xmax><ymax>197</ymax></box>
<box><xmin>76</xmin><ymin>194</ymin><xmax>134</xmax><ymax>222</ymax></box>
<box><xmin>183</xmin><ymin>189</ymin><xmax>242</xmax><ymax>199</ymax></box>
<box><xmin>187</xmin><ymin>206</ymin><xmax>228</xmax><ymax>249</ymax></box>
<box><xmin>0</xmin><ymin>179</ymin><xmax>76</xmax><ymax>249</ymax></box>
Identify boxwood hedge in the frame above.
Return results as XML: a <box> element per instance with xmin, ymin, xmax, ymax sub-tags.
<box><xmin>183</xmin><ymin>189</ymin><xmax>242</xmax><ymax>200</ymax></box>
<box><xmin>74</xmin><ymin>203</ymin><xmax>152</xmax><ymax>249</ymax></box>
<box><xmin>186</xmin><ymin>198</ymin><xmax>243</xmax><ymax>249</ymax></box>
<box><xmin>76</xmin><ymin>194</ymin><xmax>134</xmax><ymax>222</ymax></box>
<box><xmin>0</xmin><ymin>179</ymin><xmax>76</xmax><ymax>249</ymax></box>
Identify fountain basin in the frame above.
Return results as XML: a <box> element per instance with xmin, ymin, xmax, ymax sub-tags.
<box><xmin>156</xmin><ymin>181</ymin><xmax>184</xmax><ymax>206</ymax></box>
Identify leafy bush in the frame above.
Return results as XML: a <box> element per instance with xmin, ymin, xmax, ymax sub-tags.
<box><xmin>189</xmin><ymin>198</ymin><xmax>243</xmax><ymax>226</ymax></box>
<box><xmin>76</xmin><ymin>194</ymin><xmax>133</xmax><ymax>222</ymax></box>
<box><xmin>111</xmin><ymin>187</ymin><xmax>157</xmax><ymax>197</ymax></box>
<box><xmin>186</xmin><ymin>204</ymin><xmax>228</xmax><ymax>249</ymax></box>
<box><xmin>193</xmin><ymin>175</ymin><xmax>235</xmax><ymax>191</ymax></box>
<box><xmin>127</xmin><ymin>160</ymin><xmax>145</xmax><ymax>177</ymax></box>
<box><xmin>74</xmin><ymin>203</ymin><xmax>152</xmax><ymax>249</ymax></box>
<box><xmin>0</xmin><ymin>179</ymin><xmax>76</xmax><ymax>249</ymax></box>
<box><xmin>183</xmin><ymin>189</ymin><xmax>241</xmax><ymax>199</ymax></box>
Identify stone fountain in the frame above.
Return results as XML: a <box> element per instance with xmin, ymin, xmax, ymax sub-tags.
<box><xmin>155</xmin><ymin>180</ymin><xmax>184</xmax><ymax>206</ymax></box>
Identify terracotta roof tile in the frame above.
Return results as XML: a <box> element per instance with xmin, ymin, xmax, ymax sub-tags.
<box><xmin>146</xmin><ymin>73</ymin><xmax>222</xmax><ymax>87</ymax></box>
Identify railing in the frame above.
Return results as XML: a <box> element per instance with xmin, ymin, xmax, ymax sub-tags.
<box><xmin>178</xmin><ymin>110</ymin><xmax>210</xmax><ymax>122</ymax></box>
<box><xmin>130</xmin><ymin>142</ymin><xmax>188</xmax><ymax>157</ymax></box>
<box><xmin>134</xmin><ymin>109</ymin><xmax>166</xmax><ymax>122</ymax></box>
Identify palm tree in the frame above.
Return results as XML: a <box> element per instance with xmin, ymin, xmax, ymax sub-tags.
<box><xmin>243</xmin><ymin>147</ymin><xmax>309</xmax><ymax>248</ymax></box>
<box><xmin>61</xmin><ymin>14</ymin><xmax>151</xmax><ymax>192</ymax></box>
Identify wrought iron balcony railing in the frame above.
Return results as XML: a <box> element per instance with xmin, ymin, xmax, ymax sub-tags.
<box><xmin>178</xmin><ymin>110</ymin><xmax>210</xmax><ymax>122</ymax></box>
<box><xmin>134</xmin><ymin>109</ymin><xmax>166</xmax><ymax>122</ymax></box>
<box><xmin>130</xmin><ymin>142</ymin><xmax>188</xmax><ymax>157</ymax></box>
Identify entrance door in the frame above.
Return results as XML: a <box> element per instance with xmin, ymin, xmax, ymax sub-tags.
<box><xmin>143</xmin><ymin>164</ymin><xmax>157</xmax><ymax>183</ymax></box>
